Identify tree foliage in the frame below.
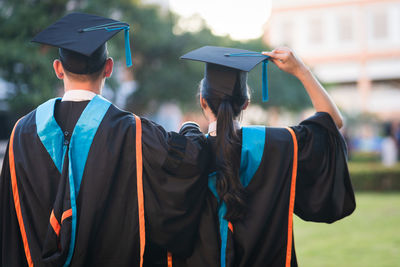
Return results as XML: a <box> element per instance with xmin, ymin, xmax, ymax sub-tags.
<box><xmin>0</xmin><ymin>0</ymin><xmax>311</xmax><ymax>122</ymax></box>
<box><xmin>0</xmin><ymin>0</ymin><xmax>69</xmax><ymax>117</ymax></box>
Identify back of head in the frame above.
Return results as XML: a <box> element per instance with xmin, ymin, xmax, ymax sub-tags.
<box><xmin>201</xmin><ymin>67</ymin><xmax>249</xmax><ymax>117</ymax></box>
<box><xmin>31</xmin><ymin>12</ymin><xmax>133</xmax><ymax>82</ymax></box>
<box><xmin>201</xmin><ymin>68</ymin><xmax>250</xmax><ymax>221</ymax></box>
<box><xmin>59</xmin><ymin>44</ymin><xmax>108</xmax><ymax>81</ymax></box>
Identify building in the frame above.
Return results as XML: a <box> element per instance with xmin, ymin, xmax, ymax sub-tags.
<box><xmin>264</xmin><ymin>0</ymin><xmax>400</xmax><ymax>120</ymax></box>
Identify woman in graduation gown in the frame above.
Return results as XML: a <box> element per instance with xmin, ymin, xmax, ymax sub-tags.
<box><xmin>174</xmin><ymin>46</ymin><xmax>356</xmax><ymax>267</ymax></box>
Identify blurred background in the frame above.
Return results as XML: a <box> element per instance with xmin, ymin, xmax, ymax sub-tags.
<box><xmin>0</xmin><ymin>0</ymin><xmax>399</xmax><ymax>266</ymax></box>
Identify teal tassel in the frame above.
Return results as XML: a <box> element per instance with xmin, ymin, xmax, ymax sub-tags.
<box><xmin>124</xmin><ymin>28</ymin><xmax>132</xmax><ymax>67</ymax></box>
<box><xmin>262</xmin><ymin>60</ymin><xmax>268</xmax><ymax>102</ymax></box>
<box><xmin>82</xmin><ymin>22</ymin><xmax>133</xmax><ymax>67</ymax></box>
<box><xmin>225</xmin><ymin>52</ymin><xmax>270</xmax><ymax>102</ymax></box>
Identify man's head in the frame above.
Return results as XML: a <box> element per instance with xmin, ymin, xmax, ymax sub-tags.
<box><xmin>53</xmin><ymin>58</ymin><xmax>113</xmax><ymax>93</ymax></box>
<box><xmin>32</xmin><ymin>12</ymin><xmax>132</xmax><ymax>91</ymax></box>
<box><xmin>52</xmin><ymin>44</ymin><xmax>114</xmax><ymax>91</ymax></box>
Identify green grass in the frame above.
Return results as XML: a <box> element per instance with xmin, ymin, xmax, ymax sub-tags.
<box><xmin>294</xmin><ymin>193</ymin><xmax>400</xmax><ymax>267</ymax></box>
<box><xmin>348</xmin><ymin>162</ymin><xmax>400</xmax><ymax>174</ymax></box>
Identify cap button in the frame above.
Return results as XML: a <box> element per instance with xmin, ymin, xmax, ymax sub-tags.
<box><xmin>64</xmin><ymin>139</ymin><xmax>69</xmax><ymax>146</ymax></box>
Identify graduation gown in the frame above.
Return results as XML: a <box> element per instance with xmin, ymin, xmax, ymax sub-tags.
<box><xmin>0</xmin><ymin>95</ymin><xmax>208</xmax><ymax>267</ymax></box>
<box><xmin>174</xmin><ymin>112</ymin><xmax>356</xmax><ymax>267</ymax></box>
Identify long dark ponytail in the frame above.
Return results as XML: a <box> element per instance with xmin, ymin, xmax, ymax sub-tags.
<box><xmin>201</xmin><ymin>71</ymin><xmax>249</xmax><ymax>221</ymax></box>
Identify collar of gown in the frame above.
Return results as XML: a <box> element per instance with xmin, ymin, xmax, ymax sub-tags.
<box><xmin>62</xmin><ymin>90</ymin><xmax>97</xmax><ymax>102</ymax></box>
<box><xmin>208</xmin><ymin>120</ymin><xmax>241</xmax><ymax>135</ymax></box>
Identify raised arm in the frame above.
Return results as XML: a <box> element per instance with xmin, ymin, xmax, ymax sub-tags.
<box><xmin>263</xmin><ymin>47</ymin><xmax>343</xmax><ymax>129</ymax></box>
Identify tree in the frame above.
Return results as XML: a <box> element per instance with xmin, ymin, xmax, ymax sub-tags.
<box><xmin>0</xmin><ymin>0</ymin><xmax>311</xmax><ymax>125</ymax></box>
<box><xmin>0</xmin><ymin>0</ymin><xmax>69</xmax><ymax>118</ymax></box>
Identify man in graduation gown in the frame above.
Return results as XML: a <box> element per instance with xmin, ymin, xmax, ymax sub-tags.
<box><xmin>0</xmin><ymin>13</ymin><xmax>208</xmax><ymax>266</ymax></box>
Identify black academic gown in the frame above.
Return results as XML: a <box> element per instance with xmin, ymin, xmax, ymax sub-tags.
<box><xmin>174</xmin><ymin>112</ymin><xmax>356</xmax><ymax>267</ymax></box>
<box><xmin>0</xmin><ymin>96</ymin><xmax>208</xmax><ymax>267</ymax></box>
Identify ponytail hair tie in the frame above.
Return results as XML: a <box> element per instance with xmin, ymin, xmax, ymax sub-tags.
<box><xmin>222</xmin><ymin>95</ymin><xmax>233</xmax><ymax>102</ymax></box>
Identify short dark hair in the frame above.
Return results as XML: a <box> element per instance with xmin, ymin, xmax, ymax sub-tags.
<box><xmin>63</xmin><ymin>63</ymin><xmax>106</xmax><ymax>82</ymax></box>
<box><xmin>59</xmin><ymin>44</ymin><xmax>108</xmax><ymax>76</ymax></box>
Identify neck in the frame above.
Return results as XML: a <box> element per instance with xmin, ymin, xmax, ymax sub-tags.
<box><xmin>204</xmin><ymin>108</ymin><xmax>217</xmax><ymax>124</ymax></box>
<box><xmin>208</xmin><ymin>120</ymin><xmax>241</xmax><ymax>135</ymax></box>
<box><xmin>208</xmin><ymin>117</ymin><xmax>217</xmax><ymax>124</ymax></box>
<box><xmin>63</xmin><ymin>78</ymin><xmax>104</xmax><ymax>95</ymax></box>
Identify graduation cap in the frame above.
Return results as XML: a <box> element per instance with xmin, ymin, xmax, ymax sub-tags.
<box><xmin>180</xmin><ymin>46</ymin><xmax>270</xmax><ymax>102</ymax></box>
<box><xmin>32</xmin><ymin>12</ymin><xmax>132</xmax><ymax>74</ymax></box>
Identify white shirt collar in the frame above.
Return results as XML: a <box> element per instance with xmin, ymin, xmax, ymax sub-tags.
<box><xmin>62</xmin><ymin>90</ymin><xmax>97</xmax><ymax>102</ymax></box>
<box><xmin>208</xmin><ymin>120</ymin><xmax>241</xmax><ymax>135</ymax></box>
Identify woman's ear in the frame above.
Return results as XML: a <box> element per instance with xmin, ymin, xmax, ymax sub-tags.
<box><xmin>200</xmin><ymin>95</ymin><xmax>208</xmax><ymax>110</ymax></box>
<box><xmin>242</xmin><ymin>100</ymin><xmax>250</xmax><ymax>111</ymax></box>
<box><xmin>53</xmin><ymin>59</ymin><xmax>64</xmax><ymax>80</ymax></box>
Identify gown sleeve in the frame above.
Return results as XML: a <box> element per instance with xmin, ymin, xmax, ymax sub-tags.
<box><xmin>291</xmin><ymin>112</ymin><xmax>356</xmax><ymax>223</ymax></box>
<box><xmin>0</xmin><ymin>143</ymin><xmax>27</xmax><ymax>267</ymax></box>
<box><xmin>140</xmin><ymin>119</ymin><xmax>209</xmax><ymax>257</ymax></box>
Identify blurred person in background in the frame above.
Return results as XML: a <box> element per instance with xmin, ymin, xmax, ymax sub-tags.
<box><xmin>341</xmin><ymin>125</ymin><xmax>353</xmax><ymax>160</ymax></box>
<box><xmin>396</xmin><ymin>122</ymin><xmax>400</xmax><ymax>161</ymax></box>
<box><xmin>175</xmin><ymin>46</ymin><xmax>356</xmax><ymax>267</ymax></box>
<box><xmin>0</xmin><ymin>13</ymin><xmax>209</xmax><ymax>266</ymax></box>
<box><xmin>381</xmin><ymin>122</ymin><xmax>398</xmax><ymax>167</ymax></box>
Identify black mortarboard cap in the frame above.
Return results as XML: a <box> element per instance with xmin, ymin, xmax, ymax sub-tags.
<box><xmin>32</xmin><ymin>12</ymin><xmax>132</xmax><ymax>73</ymax></box>
<box><xmin>180</xmin><ymin>46</ymin><xmax>270</xmax><ymax>101</ymax></box>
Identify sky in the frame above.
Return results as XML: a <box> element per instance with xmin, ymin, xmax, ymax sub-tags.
<box><xmin>169</xmin><ymin>0</ymin><xmax>272</xmax><ymax>40</ymax></box>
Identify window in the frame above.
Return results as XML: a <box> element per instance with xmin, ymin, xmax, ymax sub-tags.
<box><xmin>371</xmin><ymin>10</ymin><xmax>388</xmax><ymax>40</ymax></box>
<box><xmin>308</xmin><ymin>17</ymin><xmax>323</xmax><ymax>44</ymax></box>
<box><xmin>338</xmin><ymin>15</ymin><xmax>354</xmax><ymax>42</ymax></box>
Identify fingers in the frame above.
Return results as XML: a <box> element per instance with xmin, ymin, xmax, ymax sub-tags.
<box><xmin>264</xmin><ymin>55</ymin><xmax>285</xmax><ymax>69</ymax></box>
<box><xmin>272</xmin><ymin>47</ymin><xmax>291</xmax><ymax>54</ymax></box>
<box><xmin>262</xmin><ymin>49</ymin><xmax>291</xmax><ymax>62</ymax></box>
<box><xmin>262</xmin><ymin>47</ymin><xmax>297</xmax><ymax>73</ymax></box>
<box><xmin>269</xmin><ymin>58</ymin><xmax>285</xmax><ymax>69</ymax></box>
<box><xmin>262</xmin><ymin>51</ymin><xmax>282</xmax><ymax>63</ymax></box>
<box><xmin>263</xmin><ymin>46</ymin><xmax>292</xmax><ymax>55</ymax></box>
<box><xmin>262</xmin><ymin>52</ymin><xmax>285</xmax><ymax>62</ymax></box>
